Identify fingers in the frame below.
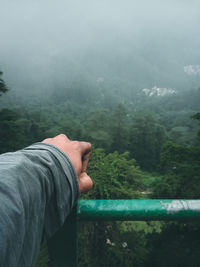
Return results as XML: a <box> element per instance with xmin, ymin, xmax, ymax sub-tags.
<box><xmin>42</xmin><ymin>135</ymin><xmax>92</xmax><ymax>187</ymax></box>
<box><xmin>82</xmin><ymin>152</ymin><xmax>91</xmax><ymax>172</ymax></box>
<box><xmin>78</xmin><ymin>172</ymin><xmax>93</xmax><ymax>193</ymax></box>
<box><xmin>79</xmin><ymin>142</ymin><xmax>92</xmax><ymax>172</ymax></box>
<box><xmin>80</xmin><ymin>142</ymin><xmax>92</xmax><ymax>169</ymax></box>
<box><xmin>79</xmin><ymin>141</ymin><xmax>92</xmax><ymax>154</ymax></box>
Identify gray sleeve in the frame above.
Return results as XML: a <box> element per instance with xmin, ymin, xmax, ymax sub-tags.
<box><xmin>0</xmin><ymin>142</ymin><xmax>80</xmax><ymax>267</ymax></box>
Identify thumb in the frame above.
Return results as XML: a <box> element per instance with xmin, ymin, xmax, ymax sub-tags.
<box><xmin>78</xmin><ymin>172</ymin><xmax>93</xmax><ymax>193</ymax></box>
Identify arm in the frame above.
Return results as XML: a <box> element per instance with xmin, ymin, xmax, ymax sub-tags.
<box><xmin>0</xmin><ymin>134</ymin><xmax>92</xmax><ymax>267</ymax></box>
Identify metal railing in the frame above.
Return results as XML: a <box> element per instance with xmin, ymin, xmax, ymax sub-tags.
<box><xmin>47</xmin><ymin>199</ymin><xmax>200</xmax><ymax>267</ymax></box>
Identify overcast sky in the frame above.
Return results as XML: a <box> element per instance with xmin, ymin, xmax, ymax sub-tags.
<box><xmin>0</xmin><ymin>0</ymin><xmax>200</xmax><ymax>94</ymax></box>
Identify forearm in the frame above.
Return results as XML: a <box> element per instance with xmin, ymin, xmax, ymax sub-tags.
<box><xmin>0</xmin><ymin>143</ymin><xmax>79</xmax><ymax>267</ymax></box>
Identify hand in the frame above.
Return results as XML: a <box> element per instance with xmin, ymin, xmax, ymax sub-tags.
<box><xmin>42</xmin><ymin>134</ymin><xmax>93</xmax><ymax>193</ymax></box>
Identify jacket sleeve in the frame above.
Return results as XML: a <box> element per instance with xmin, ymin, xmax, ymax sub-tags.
<box><xmin>0</xmin><ymin>142</ymin><xmax>80</xmax><ymax>267</ymax></box>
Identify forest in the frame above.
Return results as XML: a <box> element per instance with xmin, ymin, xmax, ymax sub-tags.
<box><xmin>1</xmin><ymin>0</ymin><xmax>200</xmax><ymax>266</ymax></box>
<box><xmin>0</xmin><ymin>67</ymin><xmax>200</xmax><ymax>266</ymax></box>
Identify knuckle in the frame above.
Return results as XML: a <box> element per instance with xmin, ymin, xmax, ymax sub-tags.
<box><xmin>73</xmin><ymin>141</ymin><xmax>79</xmax><ymax>147</ymax></box>
<box><xmin>87</xmin><ymin>142</ymin><xmax>92</xmax><ymax>150</ymax></box>
<box><xmin>58</xmin><ymin>133</ymin><xmax>67</xmax><ymax>139</ymax></box>
<box><xmin>84</xmin><ymin>142</ymin><xmax>92</xmax><ymax>152</ymax></box>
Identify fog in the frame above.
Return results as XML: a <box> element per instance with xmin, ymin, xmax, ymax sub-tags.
<box><xmin>1</xmin><ymin>0</ymin><xmax>200</xmax><ymax>102</ymax></box>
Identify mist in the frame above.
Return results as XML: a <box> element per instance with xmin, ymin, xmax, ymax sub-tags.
<box><xmin>1</xmin><ymin>4</ymin><xmax>200</xmax><ymax>266</ymax></box>
<box><xmin>1</xmin><ymin>0</ymin><xmax>200</xmax><ymax>103</ymax></box>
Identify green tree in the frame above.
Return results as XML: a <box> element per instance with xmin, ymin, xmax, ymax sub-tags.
<box><xmin>0</xmin><ymin>109</ymin><xmax>48</xmax><ymax>153</ymax></box>
<box><xmin>148</xmin><ymin>222</ymin><xmax>200</xmax><ymax>267</ymax></box>
<box><xmin>0</xmin><ymin>71</ymin><xmax>8</xmax><ymax>95</ymax></box>
<box><xmin>129</xmin><ymin>113</ymin><xmax>166</xmax><ymax>171</ymax></box>
<box><xmin>191</xmin><ymin>112</ymin><xmax>200</xmax><ymax>141</ymax></box>
<box><xmin>154</xmin><ymin>113</ymin><xmax>200</xmax><ymax>199</ymax></box>
<box><xmin>82</xmin><ymin>110</ymin><xmax>112</xmax><ymax>151</ymax></box>
<box><xmin>78</xmin><ymin>148</ymin><xmax>147</xmax><ymax>267</ymax></box>
<box><xmin>85</xmin><ymin>148</ymin><xmax>143</xmax><ymax>199</ymax></box>
<box><xmin>153</xmin><ymin>142</ymin><xmax>200</xmax><ymax>198</ymax></box>
<box><xmin>109</xmin><ymin>104</ymin><xmax>129</xmax><ymax>153</ymax></box>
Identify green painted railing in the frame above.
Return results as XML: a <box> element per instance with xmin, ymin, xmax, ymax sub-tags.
<box><xmin>47</xmin><ymin>199</ymin><xmax>200</xmax><ymax>267</ymax></box>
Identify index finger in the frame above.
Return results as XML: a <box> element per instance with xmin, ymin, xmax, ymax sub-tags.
<box><xmin>82</xmin><ymin>151</ymin><xmax>91</xmax><ymax>172</ymax></box>
<box><xmin>79</xmin><ymin>142</ymin><xmax>92</xmax><ymax>172</ymax></box>
<box><xmin>79</xmin><ymin>141</ymin><xmax>92</xmax><ymax>156</ymax></box>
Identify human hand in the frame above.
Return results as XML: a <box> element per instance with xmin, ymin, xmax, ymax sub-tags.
<box><xmin>42</xmin><ymin>134</ymin><xmax>93</xmax><ymax>193</ymax></box>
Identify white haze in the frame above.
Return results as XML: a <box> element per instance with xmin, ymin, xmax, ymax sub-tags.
<box><xmin>0</xmin><ymin>0</ymin><xmax>200</xmax><ymax>100</ymax></box>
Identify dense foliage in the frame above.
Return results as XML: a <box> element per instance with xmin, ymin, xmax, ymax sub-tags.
<box><xmin>0</xmin><ymin>70</ymin><xmax>200</xmax><ymax>266</ymax></box>
<box><xmin>0</xmin><ymin>71</ymin><xmax>8</xmax><ymax>95</ymax></box>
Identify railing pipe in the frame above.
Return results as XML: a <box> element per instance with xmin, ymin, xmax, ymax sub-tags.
<box><xmin>78</xmin><ymin>199</ymin><xmax>200</xmax><ymax>221</ymax></box>
<box><xmin>48</xmin><ymin>199</ymin><xmax>200</xmax><ymax>266</ymax></box>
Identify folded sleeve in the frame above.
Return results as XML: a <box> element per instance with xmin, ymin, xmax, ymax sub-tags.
<box><xmin>0</xmin><ymin>142</ymin><xmax>80</xmax><ymax>267</ymax></box>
